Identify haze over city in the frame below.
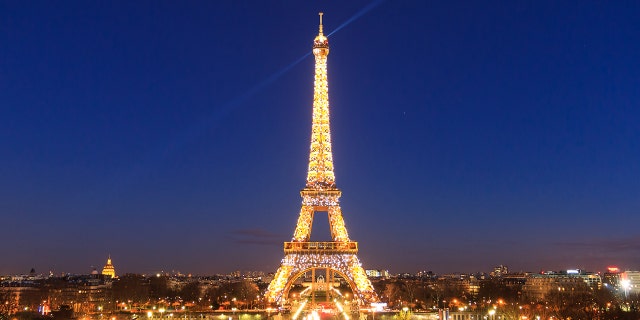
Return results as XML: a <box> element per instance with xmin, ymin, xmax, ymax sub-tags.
<box><xmin>1</xmin><ymin>1</ymin><xmax>639</xmax><ymax>276</ymax></box>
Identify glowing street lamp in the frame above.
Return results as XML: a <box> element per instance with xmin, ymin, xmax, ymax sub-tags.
<box><xmin>621</xmin><ymin>279</ymin><xmax>631</xmax><ymax>298</ymax></box>
<box><xmin>371</xmin><ymin>302</ymin><xmax>386</xmax><ymax>320</ymax></box>
<box><xmin>398</xmin><ymin>307</ymin><xmax>411</xmax><ymax>320</ymax></box>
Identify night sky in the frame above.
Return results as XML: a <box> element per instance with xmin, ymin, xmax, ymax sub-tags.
<box><xmin>1</xmin><ymin>1</ymin><xmax>640</xmax><ymax>276</ymax></box>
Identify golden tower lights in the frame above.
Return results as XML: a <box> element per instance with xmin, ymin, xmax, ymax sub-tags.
<box><xmin>265</xmin><ymin>13</ymin><xmax>377</xmax><ymax>307</ymax></box>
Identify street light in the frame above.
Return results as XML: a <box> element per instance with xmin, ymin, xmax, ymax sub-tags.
<box><xmin>621</xmin><ymin>279</ymin><xmax>631</xmax><ymax>299</ymax></box>
<box><xmin>399</xmin><ymin>307</ymin><xmax>411</xmax><ymax>320</ymax></box>
<box><xmin>371</xmin><ymin>302</ymin><xmax>386</xmax><ymax>320</ymax></box>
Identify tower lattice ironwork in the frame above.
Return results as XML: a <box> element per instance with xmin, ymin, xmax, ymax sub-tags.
<box><xmin>265</xmin><ymin>13</ymin><xmax>377</xmax><ymax>306</ymax></box>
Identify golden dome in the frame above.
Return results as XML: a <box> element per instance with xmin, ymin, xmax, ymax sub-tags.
<box><xmin>101</xmin><ymin>255</ymin><xmax>116</xmax><ymax>278</ymax></box>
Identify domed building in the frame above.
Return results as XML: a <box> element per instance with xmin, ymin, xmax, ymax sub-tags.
<box><xmin>101</xmin><ymin>255</ymin><xmax>116</xmax><ymax>278</ymax></box>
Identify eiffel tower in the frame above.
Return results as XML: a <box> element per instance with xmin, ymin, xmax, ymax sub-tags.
<box><xmin>265</xmin><ymin>13</ymin><xmax>377</xmax><ymax>307</ymax></box>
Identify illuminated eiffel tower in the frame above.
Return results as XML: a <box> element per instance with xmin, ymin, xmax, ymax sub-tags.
<box><xmin>265</xmin><ymin>13</ymin><xmax>377</xmax><ymax>306</ymax></box>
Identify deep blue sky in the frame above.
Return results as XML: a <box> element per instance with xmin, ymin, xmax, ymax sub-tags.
<box><xmin>1</xmin><ymin>1</ymin><xmax>639</xmax><ymax>276</ymax></box>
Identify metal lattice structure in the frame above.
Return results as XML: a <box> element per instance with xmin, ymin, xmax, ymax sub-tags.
<box><xmin>265</xmin><ymin>13</ymin><xmax>377</xmax><ymax>307</ymax></box>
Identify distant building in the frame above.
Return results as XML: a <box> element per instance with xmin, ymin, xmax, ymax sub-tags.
<box><xmin>603</xmin><ymin>266</ymin><xmax>621</xmax><ymax>289</ymax></box>
<box><xmin>262</xmin><ymin>272</ymin><xmax>275</xmax><ymax>284</ymax></box>
<box><xmin>621</xmin><ymin>271</ymin><xmax>640</xmax><ymax>294</ymax></box>
<box><xmin>416</xmin><ymin>270</ymin><xmax>435</xmax><ymax>279</ymax></box>
<box><xmin>101</xmin><ymin>255</ymin><xmax>116</xmax><ymax>278</ymax></box>
<box><xmin>521</xmin><ymin>270</ymin><xmax>601</xmax><ymax>300</ymax></box>
<box><xmin>464</xmin><ymin>275</ymin><xmax>480</xmax><ymax>297</ymax></box>
<box><xmin>365</xmin><ymin>269</ymin><xmax>389</xmax><ymax>278</ymax></box>
<box><xmin>491</xmin><ymin>265</ymin><xmax>508</xmax><ymax>278</ymax></box>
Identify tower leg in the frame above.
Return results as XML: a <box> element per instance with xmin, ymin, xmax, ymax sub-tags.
<box><xmin>266</xmin><ymin>264</ymin><xmax>294</xmax><ymax>303</ymax></box>
<box><xmin>312</xmin><ymin>268</ymin><xmax>316</xmax><ymax>306</ymax></box>
<box><xmin>326</xmin><ymin>267</ymin><xmax>331</xmax><ymax>302</ymax></box>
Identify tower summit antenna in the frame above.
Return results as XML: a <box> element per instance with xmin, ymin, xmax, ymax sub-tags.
<box><xmin>319</xmin><ymin>12</ymin><xmax>324</xmax><ymax>35</ymax></box>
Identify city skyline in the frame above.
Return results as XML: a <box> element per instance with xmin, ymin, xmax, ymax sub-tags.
<box><xmin>2</xmin><ymin>1</ymin><xmax>640</xmax><ymax>276</ymax></box>
<box><xmin>0</xmin><ymin>255</ymin><xmax>627</xmax><ymax>277</ymax></box>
